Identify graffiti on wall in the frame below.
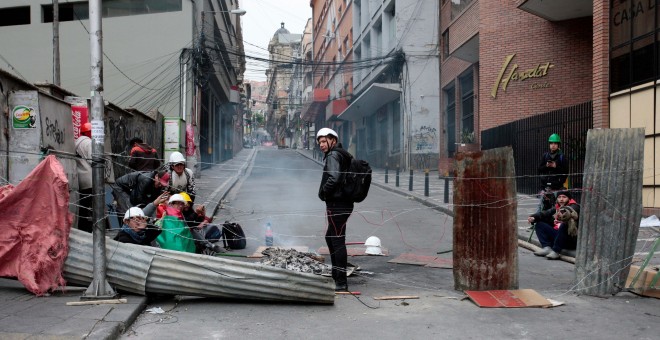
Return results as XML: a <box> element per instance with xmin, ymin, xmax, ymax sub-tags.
<box><xmin>412</xmin><ymin>125</ymin><xmax>437</xmax><ymax>152</ymax></box>
<box><xmin>44</xmin><ymin>117</ymin><xmax>65</xmax><ymax>145</ymax></box>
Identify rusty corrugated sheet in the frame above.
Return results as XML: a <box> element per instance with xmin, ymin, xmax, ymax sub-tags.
<box><xmin>64</xmin><ymin>229</ymin><xmax>335</xmax><ymax>304</ymax></box>
<box><xmin>453</xmin><ymin>147</ymin><xmax>518</xmax><ymax>291</ymax></box>
<box><xmin>575</xmin><ymin>128</ymin><xmax>644</xmax><ymax>296</ymax></box>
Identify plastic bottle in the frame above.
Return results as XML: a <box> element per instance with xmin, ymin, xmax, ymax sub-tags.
<box><xmin>265</xmin><ymin>222</ymin><xmax>273</xmax><ymax>247</ymax></box>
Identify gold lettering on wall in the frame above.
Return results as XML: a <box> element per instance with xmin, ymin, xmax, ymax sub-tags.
<box><xmin>491</xmin><ymin>53</ymin><xmax>554</xmax><ymax>98</ymax></box>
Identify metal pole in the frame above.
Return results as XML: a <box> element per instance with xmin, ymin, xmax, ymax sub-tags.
<box><xmin>409</xmin><ymin>168</ymin><xmax>413</xmax><ymax>191</ymax></box>
<box><xmin>52</xmin><ymin>0</ymin><xmax>60</xmax><ymax>86</ymax></box>
<box><xmin>395</xmin><ymin>167</ymin><xmax>400</xmax><ymax>187</ymax></box>
<box><xmin>384</xmin><ymin>163</ymin><xmax>388</xmax><ymax>184</ymax></box>
<box><xmin>83</xmin><ymin>0</ymin><xmax>116</xmax><ymax>300</ymax></box>
<box><xmin>424</xmin><ymin>169</ymin><xmax>429</xmax><ymax>197</ymax></box>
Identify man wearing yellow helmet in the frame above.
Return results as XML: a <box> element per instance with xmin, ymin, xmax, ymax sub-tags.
<box><xmin>179</xmin><ymin>192</ymin><xmax>224</xmax><ymax>254</ymax></box>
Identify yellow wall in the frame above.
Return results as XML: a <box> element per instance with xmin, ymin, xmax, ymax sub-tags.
<box><xmin>610</xmin><ymin>84</ymin><xmax>658</xmax><ymax>210</ymax></box>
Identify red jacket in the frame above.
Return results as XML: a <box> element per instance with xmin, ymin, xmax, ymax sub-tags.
<box><xmin>129</xmin><ymin>143</ymin><xmax>161</xmax><ymax>171</ymax></box>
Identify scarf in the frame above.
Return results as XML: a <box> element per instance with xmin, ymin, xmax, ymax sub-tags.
<box><xmin>121</xmin><ymin>223</ymin><xmax>146</xmax><ymax>243</ymax></box>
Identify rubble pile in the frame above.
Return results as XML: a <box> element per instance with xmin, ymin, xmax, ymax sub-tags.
<box><xmin>259</xmin><ymin>248</ymin><xmax>329</xmax><ymax>275</ymax></box>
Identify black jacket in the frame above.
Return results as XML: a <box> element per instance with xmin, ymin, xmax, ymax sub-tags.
<box><xmin>114</xmin><ymin>226</ymin><xmax>161</xmax><ymax>245</ymax></box>
<box><xmin>114</xmin><ymin>171</ymin><xmax>162</xmax><ymax>206</ymax></box>
<box><xmin>318</xmin><ymin>144</ymin><xmax>351</xmax><ymax>202</ymax></box>
<box><xmin>538</xmin><ymin>150</ymin><xmax>568</xmax><ymax>190</ymax></box>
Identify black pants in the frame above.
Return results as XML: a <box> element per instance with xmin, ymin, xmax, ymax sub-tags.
<box><xmin>78</xmin><ymin>188</ymin><xmax>94</xmax><ymax>232</ymax></box>
<box><xmin>325</xmin><ymin>201</ymin><xmax>354</xmax><ymax>285</ymax></box>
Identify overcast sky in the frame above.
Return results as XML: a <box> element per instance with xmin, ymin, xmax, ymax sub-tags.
<box><xmin>240</xmin><ymin>0</ymin><xmax>312</xmax><ymax>81</ymax></box>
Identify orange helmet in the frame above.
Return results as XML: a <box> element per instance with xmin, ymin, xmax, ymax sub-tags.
<box><xmin>81</xmin><ymin>122</ymin><xmax>92</xmax><ymax>133</ymax></box>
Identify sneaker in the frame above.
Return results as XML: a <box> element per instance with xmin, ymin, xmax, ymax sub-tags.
<box><xmin>546</xmin><ymin>251</ymin><xmax>560</xmax><ymax>260</ymax></box>
<box><xmin>334</xmin><ymin>282</ymin><xmax>348</xmax><ymax>292</ymax></box>
<box><xmin>534</xmin><ymin>246</ymin><xmax>552</xmax><ymax>257</ymax></box>
<box><xmin>211</xmin><ymin>244</ymin><xmax>226</xmax><ymax>253</ymax></box>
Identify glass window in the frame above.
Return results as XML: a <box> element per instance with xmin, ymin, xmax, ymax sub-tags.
<box><xmin>42</xmin><ymin>0</ymin><xmax>181</xmax><ymax>22</ymax></box>
<box><xmin>445</xmin><ymin>86</ymin><xmax>456</xmax><ymax>156</ymax></box>
<box><xmin>632</xmin><ymin>35</ymin><xmax>654</xmax><ymax>84</ymax></box>
<box><xmin>460</xmin><ymin>72</ymin><xmax>474</xmax><ymax>137</ymax></box>
<box><xmin>0</xmin><ymin>6</ymin><xmax>31</xmax><ymax>26</ymax></box>
<box><xmin>451</xmin><ymin>0</ymin><xmax>475</xmax><ymax>20</ymax></box>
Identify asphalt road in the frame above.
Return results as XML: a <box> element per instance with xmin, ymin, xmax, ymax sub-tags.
<box><xmin>122</xmin><ymin>148</ymin><xmax>659</xmax><ymax>340</ymax></box>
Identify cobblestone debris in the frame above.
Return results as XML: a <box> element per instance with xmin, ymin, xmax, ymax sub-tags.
<box><xmin>259</xmin><ymin>248</ymin><xmax>329</xmax><ymax>275</ymax></box>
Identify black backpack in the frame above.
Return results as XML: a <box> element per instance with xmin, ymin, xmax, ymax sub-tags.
<box><xmin>337</xmin><ymin>149</ymin><xmax>372</xmax><ymax>203</ymax></box>
<box><xmin>222</xmin><ymin>222</ymin><xmax>246</xmax><ymax>249</ymax></box>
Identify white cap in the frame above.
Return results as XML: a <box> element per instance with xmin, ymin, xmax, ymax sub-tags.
<box><xmin>168</xmin><ymin>194</ymin><xmax>186</xmax><ymax>204</ymax></box>
<box><xmin>169</xmin><ymin>151</ymin><xmax>186</xmax><ymax>164</ymax></box>
<box><xmin>124</xmin><ymin>207</ymin><xmax>146</xmax><ymax>221</ymax></box>
<box><xmin>316</xmin><ymin>128</ymin><xmax>338</xmax><ymax>141</ymax></box>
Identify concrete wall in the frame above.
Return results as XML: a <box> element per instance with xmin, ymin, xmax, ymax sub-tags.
<box><xmin>0</xmin><ymin>0</ymin><xmax>193</xmax><ymax>117</ymax></box>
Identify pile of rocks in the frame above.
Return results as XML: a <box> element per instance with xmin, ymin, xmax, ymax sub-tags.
<box><xmin>259</xmin><ymin>247</ymin><xmax>329</xmax><ymax>275</ymax></box>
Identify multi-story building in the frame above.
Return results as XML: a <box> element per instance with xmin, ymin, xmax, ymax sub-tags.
<box><xmin>306</xmin><ymin>0</ymin><xmax>440</xmax><ymax>170</ymax></box>
<box><xmin>0</xmin><ymin>0</ymin><xmax>245</xmax><ymax>171</ymax></box>
<box><xmin>265</xmin><ymin>23</ymin><xmax>301</xmax><ymax>147</ymax></box>
<box><xmin>441</xmin><ymin>0</ymin><xmax>660</xmax><ymax>213</ymax></box>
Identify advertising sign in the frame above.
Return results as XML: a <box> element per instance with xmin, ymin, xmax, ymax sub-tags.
<box><xmin>71</xmin><ymin>104</ymin><xmax>89</xmax><ymax>139</ymax></box>
<box><xmin>12</xmin><ymin>105</ymin><xmax>37</xmax><ymax>129</ymax></box>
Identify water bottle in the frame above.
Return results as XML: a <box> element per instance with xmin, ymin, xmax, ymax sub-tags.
<box><xmin>265</xmin><ymin>223</ymin><xmax>273</xmax><ymax>247</ymax></box>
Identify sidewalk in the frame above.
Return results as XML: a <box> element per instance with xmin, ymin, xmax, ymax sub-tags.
<box><xmin>0</xmin><ymin>148</ymin><xmax>257</xmax><ymax>340</ymax></box>
<box><xmin>296</xmin><ymin>149</ymin><xmax>542</xmax><ymax>246</ymax></box>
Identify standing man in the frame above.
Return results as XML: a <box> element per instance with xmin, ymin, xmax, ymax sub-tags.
<box><xmin>317</xmin><ymin>128</ymin><xmax>353</xmax><ymax>291</ymax></box>
<box><xmin>538</xmin><ymin>133</ymin><xmax>568</xmax><ymax>191</ymax></box>
<box><xmin>128</xmin><ymin>137</ymin><xmax>161</xmax><ymax>171</ymax></box>
<box><xmin>74</xmin><ymin>122</ymin><xmax>93</xmax><ymax>232</ymax></box>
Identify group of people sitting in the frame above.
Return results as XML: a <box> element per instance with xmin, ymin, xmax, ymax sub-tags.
<box><xmin>110</xmin><ymin>147</ymin><xmax>224</xmax><ymax>254</ymax></box>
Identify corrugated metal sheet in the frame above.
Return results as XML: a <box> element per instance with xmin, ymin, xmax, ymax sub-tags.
<box><xmin>64</xmin><ymin>229</ymin><xmax>335</xmax><ymax>304</ymax></box>
<box><xmin>453</xmin><ymin>147</ymin><xmax>518</xmax><ymax>291</ymax></box>
<box><xmin>574</xmin><ymin>128</ymin><xmax>644</xmax><ymax>296</ymax></box>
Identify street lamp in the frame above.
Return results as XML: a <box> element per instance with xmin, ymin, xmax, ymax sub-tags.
<box><xmin>207</xmin><ymin>9</ymin><xmax>246</xmax><ymax>16</ymax></box>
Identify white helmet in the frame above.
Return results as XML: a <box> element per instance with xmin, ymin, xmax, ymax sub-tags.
<box><xmin>169</xmin><ymin>151</ymin><xmax>186</xmax><ymax>165</ymax></box>
<box><xmin>364</xmin><ymin>236</ymin><xmax>382</xmax><ymax>255</ymax></box>
<box><xmin>168</xmin><ymin>194</ymin><xmax>186</xmax><ymax>204</ymax></box>
<box><xmin>316</xmin><ymin>128</ymin><xmax>338</xmax><ymax>141</ymax></box>
<box><xmin>124</xmin><ymin>207</ymin><xmax>146</xmax><ymax>221</ymax></box>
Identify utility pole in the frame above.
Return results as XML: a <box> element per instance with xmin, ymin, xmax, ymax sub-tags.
<box><xmin>83</xmin><ymin>0</ymin><xmax>117</xmax><ymax>300</ymax></box>
<box><xmin>52</xmin><ymin>0</ymin><xmax>60</xmax><ymax>86</ymax></box>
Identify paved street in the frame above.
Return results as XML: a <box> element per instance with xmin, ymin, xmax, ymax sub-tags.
<box><xmin>121</xmin><ymin>147</ymin><xmax>659</xmax><ymax>340</ymax></box>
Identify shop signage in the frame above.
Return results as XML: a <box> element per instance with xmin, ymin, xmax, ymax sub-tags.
<box><xmin>491</xmin><ymin>54</ymin><xmax>554</xmax><ymax>98</ymax></box>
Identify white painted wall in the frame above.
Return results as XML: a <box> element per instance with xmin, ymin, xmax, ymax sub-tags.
<box><xmin>0</xmin><ymin>0</ymin><xmax>193</xmax><ymax>117</ymax></box>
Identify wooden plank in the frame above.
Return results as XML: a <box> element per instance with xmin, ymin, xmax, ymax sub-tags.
<box><xmin>66</xmin><ymin>298</ymin><xmax>127</xmax><ymax>306</ymax></box>
<box><xmin>465</xmin><ymin>290</ymin><xmax>551</xmax><ymax>308</ymax></box>
<box><xmin>373</xmin><ymin>295</ymin><xmax>419</xmax><ymax>300</ymax></box>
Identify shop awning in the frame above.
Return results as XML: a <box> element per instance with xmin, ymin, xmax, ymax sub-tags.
<box><xmin>301</xmin><ymin>88</ymin><xmax>330</xmax><ymax>121</ymax></box>
<box><xmin>338</xmin><ymin>83</ymin><xmax>401</xmax><ymax>121</ymax></box>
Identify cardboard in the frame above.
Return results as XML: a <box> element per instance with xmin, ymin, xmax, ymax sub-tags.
<box><xmin>465</xmin><ymin>289</ymin><xmax>553</xmax><ymax>308</ymax></box>
<box><xmin>626</xmin><ymin>265</ymin><xmax>660</xmax><ymax>299</ymax></box>
<box><xmin>387</xmin><ymin>253</ymin><xmax>453</xmax><ymax>269</ymax></box>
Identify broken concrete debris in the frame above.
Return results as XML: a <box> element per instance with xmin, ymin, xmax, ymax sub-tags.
<box><xmin>259</xmin><ymin>247</ymin><xmax>330</xmax><ymax>276</ymax></box>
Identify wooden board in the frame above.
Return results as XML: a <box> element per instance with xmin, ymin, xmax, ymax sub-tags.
<box><xmin>465</xmin><ymin>289</ymin><xmax>552</xmax><ymax>308</ymax></box>
<box><xmin>387</xmin><ymin>253</ymin><xmax>453</xmax><ymax>269</ymax></box>
<box><xmin>317</xmin><ymin>246</ymin><xmax>389</xmax><ymax>256</ymax></box>
<box><xmin>373</xmin><ymin>295</ymin><xmax>419</xmax><ymax>300</ymax></box>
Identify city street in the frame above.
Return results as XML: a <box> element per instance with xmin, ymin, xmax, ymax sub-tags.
<box><xmin>122</xmin><ymin>148</ymin><xmax>659</xmax><ymax>340</ymax></box>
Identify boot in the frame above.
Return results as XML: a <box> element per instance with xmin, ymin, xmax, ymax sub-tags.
<box><xmin>534</xmin><ymin>246</ymin><xmax>552</xmax><ymax>257</ymax></box>
<box><xmin>546</xmin><ymin>251</ymin><xmax>560</xmax><ymax>260</ymax></box>
<box><xmin>334</xmin><ymin>282</ymin><xmax>348</xmax><ymax>291</ymax></box>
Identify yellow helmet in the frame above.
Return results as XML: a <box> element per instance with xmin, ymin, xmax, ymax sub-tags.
<box><xmin>179</xmin><ymin>192</ymin><xmax>192</xmax><ymax>203</ymax></box>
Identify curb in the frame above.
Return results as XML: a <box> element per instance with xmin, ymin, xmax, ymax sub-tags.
<box><xmin>206</xmin><ymin>149</ymin><xmax>257</xmax><ymax>217</ymax></box>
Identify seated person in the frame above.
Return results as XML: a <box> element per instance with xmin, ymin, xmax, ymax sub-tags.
<box><xmin>154</xmin><ymin>194</ymin><xmax>197</xmax><ymax>253</ymax></box>
<box><xmin>167</xmin><ymin>152</ymin><xmax>197</xmax><ymax>202</ymax></box>
<box><xmin>178</xmin><ymin>192</ymin><xmax>224</xmax><ymax>254</ymax></box>
<box><xmin>527</xmin><ymin>190</ymin><xmax>580</xmax><ymax>260</ymax></box>
<box><xmin>114</xmin><ymin>207</ymin><xmax>162</xmax><ymax>246</ymax></box>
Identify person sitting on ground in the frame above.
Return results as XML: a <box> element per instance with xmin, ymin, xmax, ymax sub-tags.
<box><xmin>114</xmin><ymin>206</ymin><xmax>162</xmax><ymax>246</ymax></box>
<box><xmin>527</xmin><ymin>190</ymin><xmax>580</xmax><ymax>260</ymax></box>
<box><xmin>179</xmin><ymin>192</ymin><xmax>224</xmax><ymax>254</ymax></box>
<box><xmin>128</xmin><ymin>137</ymin><xmax>161</xmax><ymax>171</ymax></box>
<box><xmin>111</xmin><ymin>169</ymin><xmax>169</xmax><ymax>221</ymax></box>
<box><xmin>155</xmin><ymin>194</ymin><xmax>197</xmax><ymax>253</ymax></box>
<box><xmin>167</xmin><ymin>152</ymin><xmax>196</xmax><ymax>202</ymax></box>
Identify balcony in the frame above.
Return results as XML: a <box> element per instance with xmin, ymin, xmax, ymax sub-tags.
<box><xmin>518</xmin><ymin>0</ymin><xmax>592</xmax><ymax>21</ymax></box>
<box><xmin>301</xmin><ymin>88</ymin><xmax>330</xmax><ymax>121</ymax></box>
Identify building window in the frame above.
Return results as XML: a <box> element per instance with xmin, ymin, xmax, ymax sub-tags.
<box><xmin>610</xmin><ymin>0</ymin><xmax>658</xmax><ymax>92</ymax></box>
<box><xmin>445</xmin><ymin>85</ymin><xmax>456</xmax><ymax>156</ymax></box>
<box><xmin>450</xmin><ymin>0</ymin><xmax>475</xmax><ymax>20</ymax></box>
<box><xmin>460</xmin><ymin>71</ymin><xmax>474</xmax><ymax>139</ymax></box>
<box><xmin>0</xmin><ymin>6</ymin><xmax>31</xmax><ymax>27</ymax></box>
<box><xmin>42</xmin><ymin>0</ymin><xmax>182</xmax><ymax>23</ymax></box>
